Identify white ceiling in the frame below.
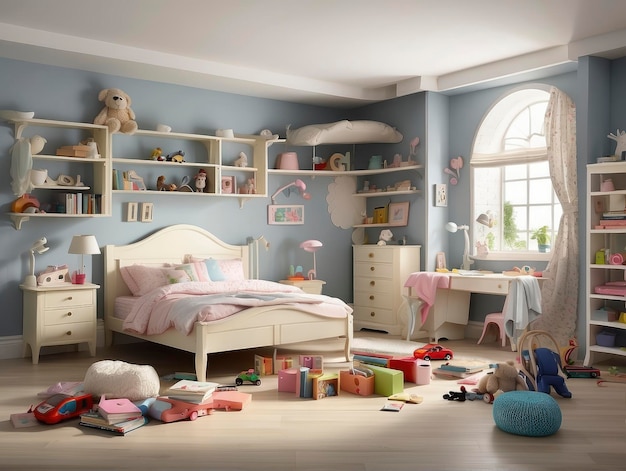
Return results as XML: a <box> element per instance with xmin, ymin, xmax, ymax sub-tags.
<box><xmin>2</xmin><ymin>0</ymin><xmax>626</xmax><ymax>107</ymax></box>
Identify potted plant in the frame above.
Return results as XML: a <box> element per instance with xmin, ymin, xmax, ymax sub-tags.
<box><xmin>531</xmin><ymin>226</ymin><xmax>551</xmax><ymax>253</ymax></box>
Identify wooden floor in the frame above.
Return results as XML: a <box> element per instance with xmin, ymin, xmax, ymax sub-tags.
<box><xmin>1</xmin><ymin>332</ymin><xmax>625</xmax><ymax>471</ymax></box>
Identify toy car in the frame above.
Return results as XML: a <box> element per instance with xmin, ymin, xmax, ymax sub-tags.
<box><xmin>413</xmin><ymin>343</ymin><xmax>453</xmax><ymax>361</ymax></box>
<box><xmin>235</xmin><ymin>368</ymin><xmax>261</xmax><ymax>386</ymax></box>
<box><xmin>563</xmin><ymin>365</ymin><xmax>601</xmax><ymax>378</ymax></box>
<box><xmin>33</xmin><ymin>393</ymin><xmax>94</xmax><ymax>424</ymax></box>
<box><xmin>148</xmin><ymin>397</ymin><xmax>213</xmax><ymax>423</ymax></box>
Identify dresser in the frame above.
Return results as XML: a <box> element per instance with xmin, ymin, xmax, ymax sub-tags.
<box><xmin>21</xmin><ymin>282</ymin><xmax>99</xmax><ymax>364</ymax></box>
<box><xmin>353</xmin><ymin>245</ymin><xmax>421</xmax><ymax>335</ymax></box>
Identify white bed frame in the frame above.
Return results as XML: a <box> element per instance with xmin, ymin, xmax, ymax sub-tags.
<box><xmin>104</xmin><ymin>224</ymin><xmax>353</xmax><ymax>381</ymax></box>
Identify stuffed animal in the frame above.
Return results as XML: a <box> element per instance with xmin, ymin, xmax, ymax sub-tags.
<box><xmin>477</xmin><ymin>360</ymin><xmax>527</xmax><ymax>401</ymax></box>
<box><xmin>377</xmin><ymin>229</ymin><xmax>393</xmax><ymax>246</ymax></box>
<box><xmin>94</xmin><ymin>88</ymin><xmax>138</xmax><ymax>134</ymax></box>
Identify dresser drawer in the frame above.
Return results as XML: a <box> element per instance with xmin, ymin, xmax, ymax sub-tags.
<box><xmin>43</xmin><ymin>322</ymin><xmax>95</xmax><ymax>343</ymax></box>
<box><xmin>44</xmin><ymin>306</ymin><xmax>94</xmax><ymax>326</ymax></box>
<box><xmin>354</xmin><ymin>262</ymin><xmax>393</xmax><ymax>279</ymax></box>
<box><xmin>354</xmin><ymin>277</ymin><xmax>393</xmax><ymax>293</ymax></box>
<box><xmin>44</xmin><ymin>290</ymin><xmax>93</xmax><ymax>308</ymax></box>
<box><xmin>354</xmin><ymin>291</ymin><xmax>394</xmax><ymax>309</ymax></box>
<box><xmin>353</xmin><ymin>305</ymin><xmax>395</xmax><ymax>325</ymax></box>
<box><xmin>353</xmin><ymin>247</ymin><xmax>394</xmax><ymax>264</ymax></box>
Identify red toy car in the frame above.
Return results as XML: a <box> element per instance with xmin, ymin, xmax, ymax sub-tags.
<box><xmin>148</xmin><ymin>397</ymin><xmax>213</xmax><ymax>423</ymax></box>
<box><xmin>413</xmin><ymin>343</ymin><xmax>453</xmax><ymax>361</ymax></box>
<box><xmin>33</xmin><ymin>393</ymin><xmax>94</xmax><ymax>424</ymax></box>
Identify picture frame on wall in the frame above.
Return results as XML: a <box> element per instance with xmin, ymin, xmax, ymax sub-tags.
<box><xmin>268</xmin><ymin>204</ymin><xmax>304</xmax><ymax>225</ymax></box>
<box><xmin>140</xmin><ymin>202</ymin><xmax>153</xmax><ymax>222</ymax></box>
<box><xmin>388</xmin><ymin>201</ymin><xmax>409</xmax><ymax>226</ymax></box>
<box><xmin>126</xmin><ymin>202</ymin><xmax>138</xmax><ymax>222</ymax></box>
<box><xmin>435</xmin><ymin>183</ymin><xmax>447</xmax><ymax>207</ymax></box>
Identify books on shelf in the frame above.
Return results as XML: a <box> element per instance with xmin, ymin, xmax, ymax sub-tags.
<box><xmin>79</xmin><ymin>411</ymin><xmax>148</xmax><ymax>435</ymax></box>
<box><xmin>164</xmin><ymin>379</ymin><xmax>219</xmax><ymax>403</ymax></box>
<box><xmin>97</xmin><ymin>396</ymin><xmax>142</xmax><ymax>423</ymax></box>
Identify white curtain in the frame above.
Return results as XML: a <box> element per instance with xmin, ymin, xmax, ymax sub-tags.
<box><xmin>530</xmin><ymin>87</ymin><xmax>578</xmax><ymax>347</ymax></box>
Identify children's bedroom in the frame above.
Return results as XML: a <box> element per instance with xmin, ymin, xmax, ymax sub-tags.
<box><xmin>2</xmin><ymin>1</ymin><xmax>626</xmax><ymax>470</ymax></box>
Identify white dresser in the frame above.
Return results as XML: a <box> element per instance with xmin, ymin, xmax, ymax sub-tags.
<box><xmin>353</xmin><ymin>245</ymin><xmax>421</xmax><ymax>335</ymax></box>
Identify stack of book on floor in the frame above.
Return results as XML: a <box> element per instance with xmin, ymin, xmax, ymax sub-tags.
<box><xmin>164</xmin><ymin>379</ymin><xmax>220</xmax><ymax>404</ymax></box>
<box><xmin>79</xmin><ymin>396</ymin><xmax>146</xmax><ymax>435</ymax></box>
<box><xmin>432</xmin><ymin>360</ymin><xmax>490</xmax><ymax>379</ymax></box>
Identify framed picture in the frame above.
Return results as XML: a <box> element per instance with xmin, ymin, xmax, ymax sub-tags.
<box><xmin>436</xmin><ymin>251</ymin><xmax>447</xmax><ymax>270</ymax></box>
<box><xmin>140</xmin><ymin>202</ymin><xmax>153</xmax><ymax>222</ymax></box>
<box><xmin>126</xmin><ymin>202</ymin><xmax>138</xmax><ymax>222</ymax></box>
<box><xmin>435</xmin><ymin>183</ymin><xmax>447</xmax><ymax>207</ymax></box>
<box><xmin>221</xmin><ymin>176</ymin><xmax>235</xmax><ymax>194</ymax></box>
<box><xmin>388</xmin><ymin>201</ymin><xmax>409</xmax><ymax>226</ymax></box>
<box><xmin>268</xmin><ymin>204</ymin><xmax>304</xmax><ymax>225</ymax></box>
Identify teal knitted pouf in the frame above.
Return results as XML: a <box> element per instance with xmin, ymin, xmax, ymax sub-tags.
<box><xmin>492</xmin><ymin>391</ymin><xmax>562</xmax><ymax>437</ymax></box>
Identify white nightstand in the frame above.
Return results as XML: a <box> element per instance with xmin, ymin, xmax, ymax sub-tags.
<box><xmin>279</xmin><ymin>279</ymin><xmax>326</xmax><ymax>295</ymax></box>
<box><xmin>20</xmin><ymin>282</ymin><xmax>99</xmax><ymax>364</ymax></box>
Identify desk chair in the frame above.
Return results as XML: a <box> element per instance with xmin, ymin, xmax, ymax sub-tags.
<box><xmin>477</xmin><ymin>312</ymin><xmax>507</xmax><ymax>347</ymax></box>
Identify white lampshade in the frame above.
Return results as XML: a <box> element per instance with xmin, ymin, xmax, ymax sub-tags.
<box><xmin>68</xmin><ymin>235</ymin><xmax>100</xmax><ymax>277</ymax></box>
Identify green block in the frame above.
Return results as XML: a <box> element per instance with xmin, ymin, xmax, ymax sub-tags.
<box><xmin>367</xmin><ymin>364</ymin><xmax>404</xmax><ymax>396</ymax></box>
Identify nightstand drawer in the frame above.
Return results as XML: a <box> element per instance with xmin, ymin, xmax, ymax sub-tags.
<box><xmin>44</xmin><ymin>289</ymin><xmax>93</xmax><ymax>308</ymax></box>
<box><xmin>354</xmin><ymin>277</ymin><xmax>393</xmax><ymax>293</ymax></box>
<box><xmin>353</xmin><ymin>247</ymin><xmax>394</xmax><ymax>264</ymax></box>
<box><xmin>43</xmin><ymin>322</ymin><xmax>95</xmax><ymax>343</ymax></box>
<box><xmin>353</xmin><ymin>306</ymin><xmax>395</xmax><ymax>325</ymax></box>
<box><xmin>354</xmin><ymin>291</ymin><xmax>393</xmax><ymax>309</ymax></box>
<box><xmin>354</xmin><ymin>262</ymin><xmax>393</xmax><ymax>279</ymax></box>
<box><xmin>44</xmin><ymin>306</ymin><xmax>94</xmax><ymax>326</ymax></box>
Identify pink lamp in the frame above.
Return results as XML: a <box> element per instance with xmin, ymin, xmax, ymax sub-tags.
<box><xmin>300</xmin><ymin>239</ymin><xmax>322</xmax><ymax>280</ymax></box>
<box><xmin>271</xmin><ymin>179</ymin><xmax>311</xmax><ymax>203</ymax></box>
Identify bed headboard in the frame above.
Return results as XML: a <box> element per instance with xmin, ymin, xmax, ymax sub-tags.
<box><xmin>104</xmin><ymin>224</ymin><xmax>249</xmax><ymax>319</ymax></box>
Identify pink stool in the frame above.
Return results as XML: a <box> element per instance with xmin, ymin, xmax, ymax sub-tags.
<box><xmin>477</xmin><ymin>312</ymin><xmax>507</xmax><ymax>347</ymax></box>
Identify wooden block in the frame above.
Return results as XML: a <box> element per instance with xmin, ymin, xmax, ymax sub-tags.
<box><xmin>312</xmin><ymin>373</ymin><xmax>339</xmax><ymax>399</ymax></box>
<box><xmin>278</xmin><ymin>367</ymin><xmax>298</xmax><ymax>393</ymax></box>
<box><xmin>389</xmin><ymin>356</ymin><xmax>425</xmax><ymax>384</ymax></box>
<box><xmin>209</xmin><ymin>390</ymin><xmax>251</xmax><ymax>411</ymax></box>
<box><xmin>366</xmin><ymin>364</ymin><xmax>404</xmax><ymax>396</ymax></box>
<box><xmin>339</xmin><ymin>370</ymin><xmax>375</xmax><ymax>396</ymax></box>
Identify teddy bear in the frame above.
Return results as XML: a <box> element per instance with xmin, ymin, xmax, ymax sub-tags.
<box><xmin>477</xmin><ymin>360</ymin><xmax>527</xmax><ymax>403</ymax></box>
<box><xmin>94</xmin><ymin>88</ymin><xmax>138</xmax><ymax>134</ymax></box>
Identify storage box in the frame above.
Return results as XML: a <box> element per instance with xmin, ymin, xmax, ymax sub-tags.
<box><xmin>596</xmin><ymin>330</ymin><xmax>616</xmax><ymax>347</ymax></box>
<box><xmin>339</xmin><ymin>370</ymin><xmax>374</xmax><ymax>396</ymax></box>
<box><xmin>388</xmin><ymin>356</ymin><xmax>431</xmax><ymax>384</ymax></box>
<box><xmin>591</xmin><ymin>308</ymin><xmax>618</xmax><ymax>322</ymax></box>
<box><xmin>366</xmin><ymin>364</ymin><xmax>404</xmax><ymax>396</ymax></box>
<box><xmin>278</xmin><ymin>368</ymin><xmax>299</xmax><ymax>393</ymax></box>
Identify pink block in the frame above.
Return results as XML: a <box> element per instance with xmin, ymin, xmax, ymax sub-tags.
<box><xmin>209</xmin><ymin>390</ymin><xmax>251</xmax><ymax>411</ymax></box>
<box><xmin>278</xmin><ymin>368</ymin><xmax>299</xmax><ymax>393</ymax></box>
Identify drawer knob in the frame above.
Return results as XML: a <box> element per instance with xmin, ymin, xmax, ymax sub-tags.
<box><xmin>66</xmin><ymin>331</ymin><xmax>72</xmax><ymax>336</ymax></box>
<box><xmin>369</xmin><ymin>295</ymin><xmax>375</xmax><ymax>300</ymax></box>
<box><xmin>370</xmin><ymin>281</ymin><xmax>375</xmax><ymax>286</ymax></box>
<box><xmin>370</xmin><ymin>311</ymin><xmax>375</xmax><ymax>317</ymax></box>
<box><xmin>67</xmin><ymin>296</ymin><xmax>73</xmax><ymax>301</ymax></box>
<box><xmin>370</xmin><ymin>266</ymin><xmax>375</xmax><ymax>272</ymax></box>
<box><xmin>67</xmin><ymin>311</ymin><xmax>72</xmax><ymax>317</ymax></box>
<box><xmin>368</xmin><ymin>253</ymin><xmax>374</xmax><ymax>258</ymax></box>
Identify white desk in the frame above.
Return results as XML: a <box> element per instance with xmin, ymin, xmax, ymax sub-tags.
<box><xmin>404</xmin><ymin>272</ymin><xmax>537</xmax><ymax>343</ymax></box>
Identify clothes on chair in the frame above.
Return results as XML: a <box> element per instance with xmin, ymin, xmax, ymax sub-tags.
<box><xmin>403</xmin><ymin>272</ymin><xmax>450</xmax><ymax>324</ymax></box>
<box><xmin>503</xmin><ymin>276</ymin><xmax>542</xmax><ymax>341</ymax></box>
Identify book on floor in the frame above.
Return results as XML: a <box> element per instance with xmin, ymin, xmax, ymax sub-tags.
<box><xmin>97</xmin><ymin>396</ymin><xmax>143</xmax><ymax>423</ymax></box>
<box><xmin>79</xmin><ymin>414</ymin><xmax>148</xmax><ymax>435</ymax></box>
<box><xmin>438</xmin><ymin>360</ymin><xmax>489</xmax><ymax>374</ymax></box>
<box><xmin>164</xmin><ymin>379</ymin><xmax>220</xmax><ymax>403</ymax></box>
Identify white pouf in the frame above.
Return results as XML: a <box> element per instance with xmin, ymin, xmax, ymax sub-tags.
<box><xmin>83</xmin><ymin>360</ymin><xmax>160</xmax><ymax>401</ymax></box>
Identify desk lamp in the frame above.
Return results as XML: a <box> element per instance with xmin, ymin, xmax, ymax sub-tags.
<box><xmin>271</xmin><ymin>179</ymin><xmax>310</xmax><ymax>204</ymax></box>
<box><xmin>24</xmin><ymin>237</ymin><xmax>49</xmax><ymax>287</ymax></box>
<box><xmin>68</xmin><ymin>235</ymin><xmax>100</xmax><ymax>284</ymax></box>
<box><xmin>300</xmin><ymin>240</ymin><xmax>323</xmax><ymax>279</ymax></box>
<box><xmin>445</xmin><ymin>222</ymin><xmax>472</xmax><ymax>270</ymax></box>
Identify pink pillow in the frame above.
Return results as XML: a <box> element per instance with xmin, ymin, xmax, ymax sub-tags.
<box><xmin>120</xmin><ymin>265</ymin><xmax>169</xmax><ymax>296</ymax></box>
<box><xmin>217</xmin><ymin>259</ymin><xmax>245</xmax><ymax>281</ymax></box>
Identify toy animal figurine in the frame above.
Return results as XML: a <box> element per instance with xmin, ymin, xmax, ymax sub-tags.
<box><xmin>194</xmin><ymin>169</ymin><xmax>207</xmax><ymax>192</ymax></box>
<box><xmin>377</xmin><ymin>229</ymin><xmax>393</xmax><ymax>246</ymax></box>
<box><xmin>165</xmin><ymin>150</ymin><xmax>185</xmax><ymax>162</ymax></box>
<box><xmin>150</xmin><ymin>147</ymin><xmax>163</xmax><ymax>160</ymax></box>
<box><xmin>534</xmin><ymin>347</ymin><xmax>572</xmax><ymax>398</ymax></box>
<box><xmin>157</xmin><ymin>175</ymin><xmax>177</xmax><ymax>191</ymax></box>
<box><xmin>234</xmin><ymin>152</ymin><xmax>248</xmax><ymax>167</ymax></box>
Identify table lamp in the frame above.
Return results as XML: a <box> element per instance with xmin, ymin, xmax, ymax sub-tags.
<box><xmin>24</xmin><ymin>237</ymin><xmax>49</xmax><ymax>287</ymax></box>
<box><xmin>68</xmin><ymin>235</ymin><xmax>100</xmax><ymax>284</ymax></box>
<box><xmin>445</xmin><ymin>222</ymin><xmax>473</xmax><ymax>270</ymax></box>
<box><xmin>300</xmin><ymin>239</ymin><xmax>323</xmax><ymax>280</ymax></box>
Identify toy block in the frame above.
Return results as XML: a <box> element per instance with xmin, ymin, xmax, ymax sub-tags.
<box><xmin>278</xmin><ymin>367</ymin><xmax>299</xmax><ymax>393</ymax></box>
<box><xmin>389</xmin><ymin>356</ymin><xmax>431</xmax><ymax>385</ymax></box>
<box><xmin>209</xmin><ymin>390</ymin><xmax>252</xmax><ymax>411</ymax></box>
<box><xmin>312</xmin><ymin>373</ymin><xmax>339</xmax><ymax>399</ymax></box>
<box><xmin>255</xmin><ymin>354</ymin><xmax>294</xmax><ymax>375</ymax></box>
<box><xmin>299</xmin><ymin>354</ymin><xmax>323</xmax><ymax>370</ymax></box>
<box><xmin>352</xmin><ymin>354</ymin><xmax>389</xmax><ymax>367</ymax></box>
<box><xmin>366</xmin><ymin>364</ymin><xmax>404</xmax><ymax>396</ymax></box>
<box><xmin>340</xmin><ymin>370</ymin><xmax>375</xmax><ymax>396</ymax></box>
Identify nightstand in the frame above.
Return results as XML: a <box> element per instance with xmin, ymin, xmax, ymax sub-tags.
<box><xmin>20</xmin><ymin>282</ymin><xmax>99</xmax><ymax>364</ymax></box>
<box><xmin>279</xmin><ymin>279</ymin><xmax>326</xmax><ymax>295</ymax></box>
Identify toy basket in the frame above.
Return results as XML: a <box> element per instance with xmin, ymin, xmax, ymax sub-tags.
<box><xmin>517</xmin><ymin>330</ymin><xmax>565</xmax><ymax>391</ymax></box>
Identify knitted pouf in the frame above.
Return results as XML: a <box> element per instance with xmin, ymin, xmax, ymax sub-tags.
<box><xmin>492</xmin><ymin>391</ymin><xmax>562</xmax><ymax>437</ymax></box>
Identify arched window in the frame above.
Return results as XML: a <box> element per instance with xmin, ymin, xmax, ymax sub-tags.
<box><xmin>471</xmin><ymin>86</ymin><xmax>561</xmax><ymax>259</ymax></box>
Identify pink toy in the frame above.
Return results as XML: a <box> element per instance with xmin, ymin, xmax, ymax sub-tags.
<box><xmin>148</xmin><ymin>397</ymin><xmax>213</xmax><ymax>423</ymax></box>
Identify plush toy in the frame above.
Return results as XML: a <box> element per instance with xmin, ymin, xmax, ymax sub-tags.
<box><xmin>94</xmin><ymin>88</ymin><xmax>138</xmax><ymax>134</ymax></box>
<box><xmin>377</xmin><ymin>229</ymin><xmax>393</xmax><ymax>246</ymax></box>
<box><xmin>534</xmin><ymin>347</ymin><xmax>572</xmax><ymax>398</ymax></box>
<box><xmin>477</xmin><ymin>360</ymin><xmax>527</xmax><ymax>402</ymax></box>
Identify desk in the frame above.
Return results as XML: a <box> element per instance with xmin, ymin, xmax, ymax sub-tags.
<box><xmin>404</xmin><ymin>273</ymin><xmax>534</xmax><ymax>343</ymax></box>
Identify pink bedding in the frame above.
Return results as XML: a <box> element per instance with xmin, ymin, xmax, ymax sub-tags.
<box><xmin>122</xmin><ymin>280</ymin><xmax>352</xmax><ymax>336</ymax></box>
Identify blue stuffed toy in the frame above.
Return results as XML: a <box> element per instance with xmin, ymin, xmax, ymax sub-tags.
<box><xmin>534</xmin><ymin>347</ymin><xmax>572</xmax><ymax>398</ymax></box>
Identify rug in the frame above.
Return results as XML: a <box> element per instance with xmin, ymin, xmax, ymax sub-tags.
<box><xmin>351</xmin><ymin>337</ymin><xmax>426</xmax><ymax>357</ymax></box>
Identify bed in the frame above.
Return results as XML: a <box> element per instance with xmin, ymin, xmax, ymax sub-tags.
<box><xmin>104</xmin><ymin>224</ymin><xmax>353</xmax><ymax>381</ymax></box>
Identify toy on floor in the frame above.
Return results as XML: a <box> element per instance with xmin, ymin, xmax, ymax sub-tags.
<box><xmin>389</xmin><ymin>392</ymin><xmax>423</xmax><ymax>404</ymax></box>
<box><xmin>534</xmin><ymin>347</ymin><xmax>572</xmax><ymax>398</ymax></box>
<box><xmin>235</xmin><ymin>368</ymin><xmax>261</xmax><ymax>386</ymax></box>
<box><xmin>442</xmin><ymin>386</ymin><xmax>483</xmax><ymax>402</ymax></box>
<box><xmin>560</xmin><ymin>338</ymin><xmax>578</xmax><ymax>365</ymax></box>
<box><xmin>476</xmin><ymin>360</ymin><xmax>527</xmax><ymax>404</ymax></box>
<box><xmin>148</xmin><ymin>397</ymin><xmax>213</xmax><ymax>423</ymax></box>
<box><xmin>33</xmin><ymin>393</ymin><xmax>94</xmax><ymax>424</ymax></box>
